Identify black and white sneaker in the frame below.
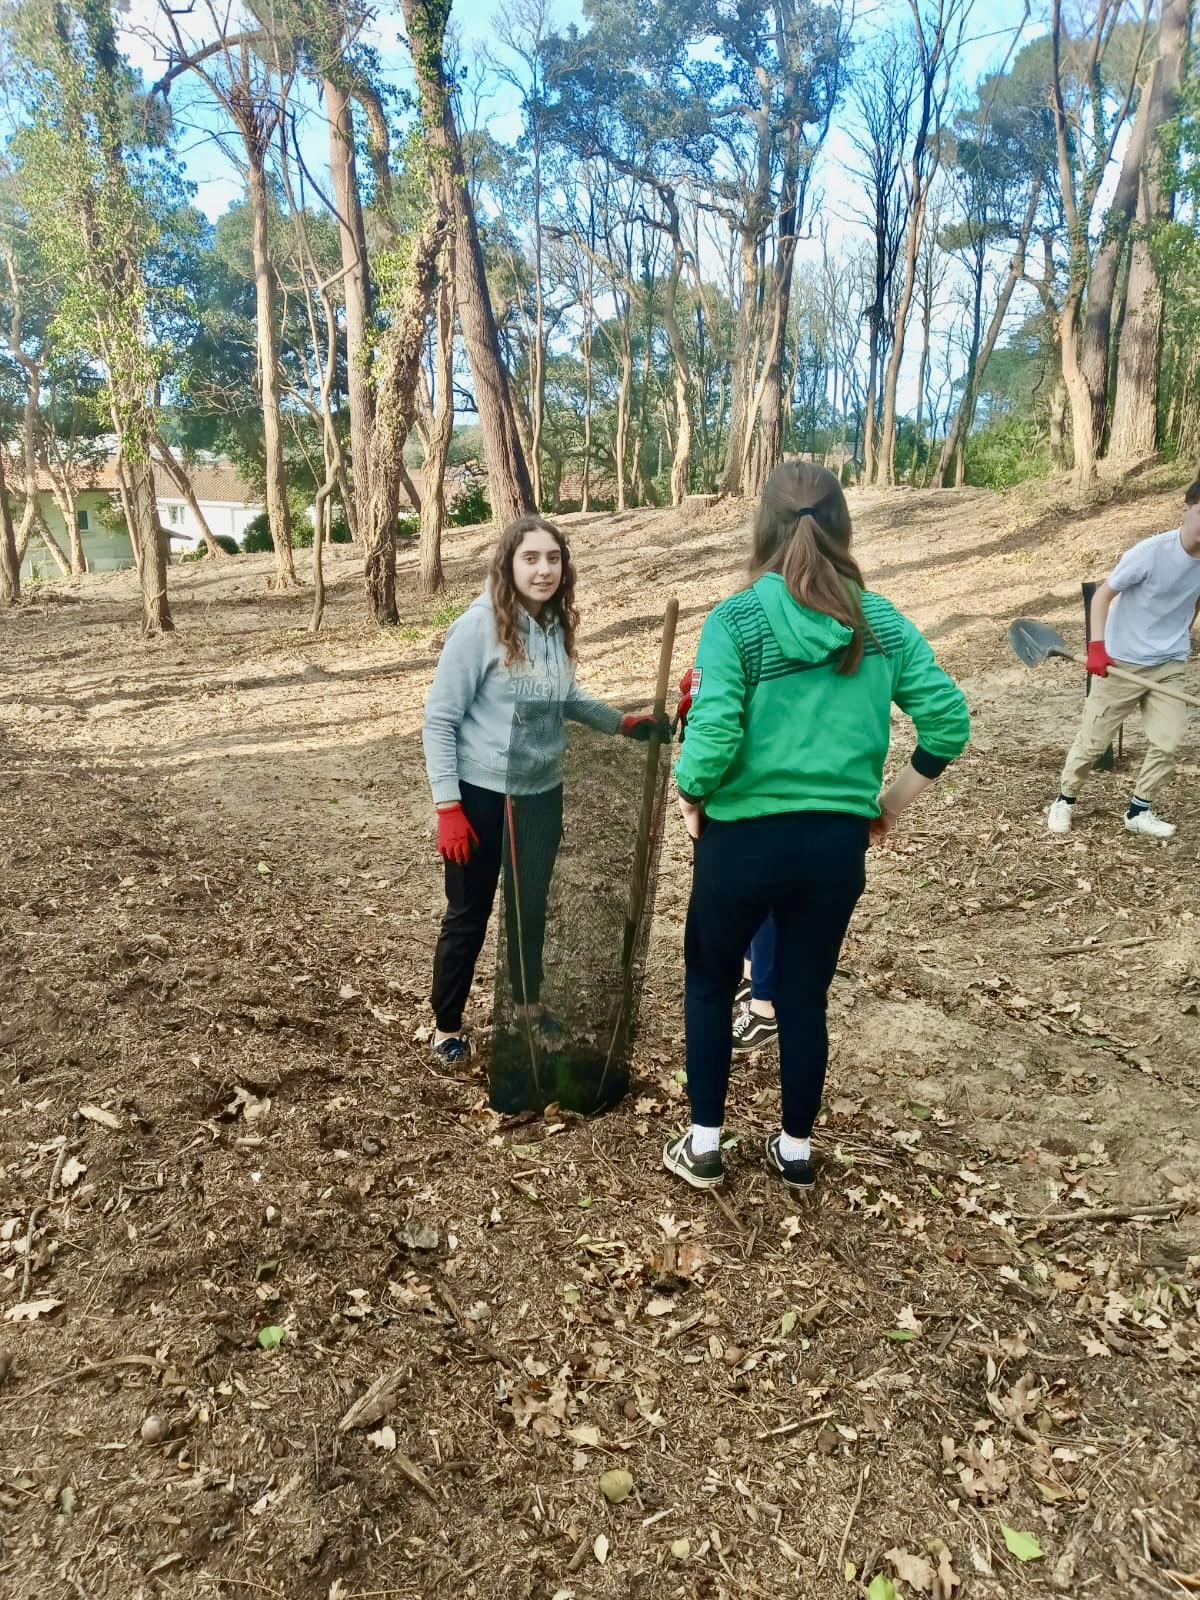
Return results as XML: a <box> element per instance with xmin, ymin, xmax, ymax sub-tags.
<box><xmin>732</xmin><ymin>1006</ymin><xmax>779</xmax><ymax>1052</ymax></box>
<box><xmin>662</xmin><ymin>1133</ymin><xmax>724</xmax><ymax>1190</ymax></box>
<box><xmin>432</xmin><ymin>1034</ymin><xmax>471</xmax><ymax>1067</ymax></box>
<box><xmin>735</xmin><ymin>976</ymin><xmax>752</xmax><ymax>1009</ymax></box>
<box><xmin>765</xmin><ymin>1133</ymin><xmax>815</xmax><ymax>1190</ymax></box>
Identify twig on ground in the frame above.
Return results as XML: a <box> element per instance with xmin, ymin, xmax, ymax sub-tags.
<box><xmin>17</xmin><ymin>1205</ymin><xmax>44</xmax><ymax>1302</ymax></box>
<box><xmin>755</xmin><ymin>1409</ymin><xmax>835</xmax><ymax>1441</ymax></box>
<box><xmin>2</xmin><ymin>1353</ymin><xmax>171</xmax><ymax>1407</ymax></box>
<box><xmin>1047</xmin><ymin>934</ymin><xmax>1157</xmax><ymax>958</ymax></box>
<box><xmin>47</xmin><ymin>1138</ymin><xmax>70</xmax><ymax>1203</ymax></box>
<box><xmin>836</xmin><ymin>1464</ymin><xmax>868</xmax><ymax>1574</ymax></box>
<box><xmin>1015</xmin><ymin>1203</ymin><xmax>1185</xmax><ymax>1224</ymax></box>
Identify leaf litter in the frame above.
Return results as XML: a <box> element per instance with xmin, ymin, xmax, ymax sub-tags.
<box><xmin>1</xmin><ymin>493</ymin><xmax>1199</xmax><ymax>1598</ymax></box>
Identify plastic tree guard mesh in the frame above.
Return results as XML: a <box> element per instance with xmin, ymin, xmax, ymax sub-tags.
<box><xmin>488</xmin><ymin>722</ymin><xmax>671</xmax><ymax>1115</ymax></box>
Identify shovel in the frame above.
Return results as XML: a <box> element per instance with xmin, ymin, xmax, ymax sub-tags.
<box><xmin>1008</xmin><ymin>619</ymin><xmax>1200</xmax><ymax>711</ymax></box>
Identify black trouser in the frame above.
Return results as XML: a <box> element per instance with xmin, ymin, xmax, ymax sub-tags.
<box><xmin>431</xmin><ymin>781</ymin><xmax>563</xmax><ymax>1034</ymax></box>
<box><xmin>685</xmin><ymin>810</ymin><xmax>867</xmax><ymax>1136</ymax></box>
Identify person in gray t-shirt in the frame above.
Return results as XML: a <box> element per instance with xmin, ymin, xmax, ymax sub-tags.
<box><xmin>1047</xmin><ymin>478</ymin><xmax>1200</xmax><ymax>840</ymax></box>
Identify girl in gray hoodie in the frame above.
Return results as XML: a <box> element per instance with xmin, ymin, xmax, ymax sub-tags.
<box><xmin>422</xmin><ymin>515</ymin><xmax>664</xmax><ymax>1065</ymax></box>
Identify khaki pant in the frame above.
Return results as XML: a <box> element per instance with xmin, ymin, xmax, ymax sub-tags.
<box><xmin>1060</xmin><ymin>659</ymin><xmax>1188</xmax><ymax>804</ymax></box>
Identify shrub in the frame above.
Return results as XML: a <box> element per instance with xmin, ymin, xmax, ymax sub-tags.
<box><xmin>449</xmin><ymin>482</ymin><xmax>491</xmax><ymax>526</ymax></box>
<box><xmin>240</xmin><ymin>512</ymin><xmax>273</xmax><ymax>553</ymax></box>
<box><xmin>965</xmin><ymin>416</ymin><xmax>1050</xmax><ymax>490</ymax></box>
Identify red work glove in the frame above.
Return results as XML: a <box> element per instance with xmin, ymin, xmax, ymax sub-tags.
<box><xmin>1086</xmin><ymin>641</ymin><xmax>1113</xmax><ymax>678</ymax></box>
<box><xmin>676</xmin><ymin>667</ymin><xmax>696</xmax><ymax>733</ymax></box>
<box><xmin>436</xmin><ymin>803</ymin><xmax>478</xmax><ymax>865</ymax></box>
<box><xmin>619</xmin><ymin>712</ymin><xmax>671</xmax><ymax>743</ymax></box>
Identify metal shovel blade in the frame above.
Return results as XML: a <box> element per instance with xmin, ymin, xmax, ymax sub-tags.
<box><xmin>1008</xmin><ymin>618</ymin><xmax>1077</xmax><ymax>668</ymax></box>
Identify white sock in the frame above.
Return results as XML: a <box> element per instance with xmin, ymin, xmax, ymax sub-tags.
<box><xmin>689</xmin><ymin>1124</ymin><xmax>722</xmax><ymax>1156</ymax></box>
<box><xmin>778</xmin><ymin>1131</ymin><xmax>811</xmax><ymax>1162</ymax></box>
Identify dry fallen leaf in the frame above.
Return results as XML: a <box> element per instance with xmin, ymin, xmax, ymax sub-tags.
<box><xmin>78</xmin><ymin>1104</ymin><xmax>122</xmax><ymax>1131</ymax></box>
<box><xmin>367</xmin><ymin>1425</ymin><xmax>397</xmax><ymax>1453</ymax></box>
<box><xmin>59</xmin><ymin>1156</ymin><xmax>87</xmax><ymax>1189</ymax></box>
<box><xmin>4</xmin><ymin>1297</ymin><xmax>62</xmax><ymax>1322</ymax></box>
<box><xmin>593</xmin><ymin>1533</ymin><xmax>609</xmax><ymax>1565</ymax></box>
<box><xmin>599</xmin><ymin>1468</ymin><xmax>633</xmax><ymax>1504</ymax></box>
<box><xmin>644</xmin><ymin>1295</ymin><xmax>674</xmax><ymax>1317</ymax></box>
<box><xmin>886</xmin><ymin>1547</ymin><xmax>935</xmax><ymax>1594</ymax></box>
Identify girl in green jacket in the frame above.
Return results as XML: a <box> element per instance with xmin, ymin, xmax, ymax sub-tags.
<box><xmin>663</xmin><ymin>462</ymin><xmax>969</xmax><ymax>1192</ymax></box>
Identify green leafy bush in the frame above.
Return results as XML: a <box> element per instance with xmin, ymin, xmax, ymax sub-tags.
<box><xmin>449</xmin><ymin>482</ymin><xmax>491</xmax><ymax>526</ymax></box>
<box><xmin>965</xmin><ymin>416</ymin><xmax>1050</xmax><ymax>490</ymax></box>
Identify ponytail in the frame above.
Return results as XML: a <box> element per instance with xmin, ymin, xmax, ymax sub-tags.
<box><xmin>749</xmin><ymin>463</ymin><xmax>866</xmax><ymax>676</ymax></box>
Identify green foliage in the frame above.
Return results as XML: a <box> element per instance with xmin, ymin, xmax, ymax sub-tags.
<box><xmin>449</xmin><ymin>482</ymin><xmax>491</xmax><ymax>526</ymax></box>
<box><xmin>240</xmin><ymin>512</ymin><xmax>273</xmax><ymax>553</ymax></box>
<box><xmin>965</xmin><ymin>415</ymin><xmax>1050</xmax><ymax>489</ymax></box>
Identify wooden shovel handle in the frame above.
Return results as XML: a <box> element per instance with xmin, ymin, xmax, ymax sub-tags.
<box><xmin>1060</xmin><ymin>644</ymin><xmax>1200</xmax><ymax>710</ymax></box>
<box><xmin>1105</xmin><ymin>663</ymin><xmax>1200</xmax><ymax>712</ymax></box>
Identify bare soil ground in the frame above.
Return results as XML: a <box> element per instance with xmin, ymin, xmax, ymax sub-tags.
<box><xmin>1</xmin><ymin>479</ymin><xmax>1198</xmax><ymax>1600</ymax></box>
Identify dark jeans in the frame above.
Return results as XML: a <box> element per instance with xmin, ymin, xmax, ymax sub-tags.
<box><xmin>748</xmin><ymin>915</ymin><xmax>777</xmax><ymax>1003</ymax></box>
<box><xmin>685</xmin><ymin>810</ymin><xmax>867</xmax><ymax>1136</ymax></box>
<box><xmin>431</xmin><ymin>781</ymin><xmax>563</xmax><ymax>1033</ymax></box>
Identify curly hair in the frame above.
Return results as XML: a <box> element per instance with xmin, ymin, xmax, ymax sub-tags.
<box><xmin>490</xmin><ymin>515</ymin><xmax>579</xmax><ymax>665</ymax></box>
<box><xmin>749</xmin><ymin>461</ymin><xmax>867</xmax><ymax>676</ymax></box>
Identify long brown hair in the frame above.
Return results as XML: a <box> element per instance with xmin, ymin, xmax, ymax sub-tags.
<box><xmin>490</xmin><ymin>515</ymin><xmax>579</xmax><ymax>665</ymax></box>
<box><xmin>749</xmin><ymin>461</ymin><xmax>866</xmax><ymax>675</ymax></box>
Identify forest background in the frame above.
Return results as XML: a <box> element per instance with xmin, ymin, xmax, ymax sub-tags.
<box><xmin>0</xmin><ymin>0</ymin><xmax>1197</xmax><ymax>636</ymax></box>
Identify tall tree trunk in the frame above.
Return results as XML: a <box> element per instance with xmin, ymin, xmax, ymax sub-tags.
<box><xmin>325</xmin><ymin>77</ymin><xmax>376</xmax><ymax>532</ymax></box>
<box><xmin>719</xmin><ymin>228</ymin><xmax>760</xmax><ymax>494</ymax></box>
<box><xmin>614</xmin><ymin>330</ymin><xmax>632</xmax><ymax>511</ymax></box>
<box><xmin>122</xmin><ymin>443</ymin><xmax>172</xmax><ymax>635</ymax></box>
<box><xmin>363</xmin><ymin>211</ymin><xmax>446</xmax><ymax>623</ymax></box>
<box><xmin>1078</xmin><ymin>61</ymin><xmax>1159</xmax><ymax>457</ymax></box>
<box><xmin>741</xmin><ymin>153</ymin><xmax>802</xmax><ymax>498</ymax></box>
<box><xmin>877</xmin><ymin>189</ymin><xmax>930</xmax><ymax>486</ymax></box>
<box><xmin>0</xmin><ymin>447</ymin><xmax>20</xmax><ymax>604</ymax></box>
<box><xmin>1107</xmin><ymin>0</ymin><xmax>1191</xmax><ymax>463</ymax></box>
<box><xmin>419</xmin><ymin>258</ymin><xmax>455</xmax><ymax>598</ymax></box>
<box><xmin>247</xmin><ymin>152</ymin><xmax>297</xmax><ymax>586</ymax></box>
<box><xmin>1049</xmin><ymin>375</ymin><xmax>1069</xmax><ymax>473</ymax></box>
<box><xmin>937</xmin><ymin>180</ymin><xmax>1042</xmax><ymax>486</ymax></box>
<box><xmin>153</xmin><ymin>433</ymin><xmax>228</xmax><ymax>558</ymax></box>
<box><xmin>400</xmin><ymin>0</ymin><xmax>534</xmax><ymax>528</ymax></box>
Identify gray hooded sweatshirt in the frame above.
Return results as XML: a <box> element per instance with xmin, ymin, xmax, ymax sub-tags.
<box><xmin>422</xmin><ymin>587</ymin><xmax>622</xmax><ymax>804</ymax></box>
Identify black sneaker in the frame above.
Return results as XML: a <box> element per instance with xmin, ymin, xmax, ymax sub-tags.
<box><xmin>732</xmin><ymin>1006</ymin><xmax>778</xmax><ymax>1052</ymax></box>
<box><xmin>432</xmin><ymin>1035</ymin><xmax>471</xmax><ymax>1067</ymax></box>
<box><xmin>765</xmin><ymin>1133</ymin><xmax>814</xmax><ymax>1190</ymax></box>
<box><xmin>735</xmin><ymin>977</ymin><xmax>751</xmax><ymax>1009</ymax></box>
<box><xmin>662</xmin><ymin>1133</ymin><xmax>724</xmax><ymax>1190</ymax></box>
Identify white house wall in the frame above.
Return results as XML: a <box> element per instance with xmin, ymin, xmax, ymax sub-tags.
<box><xmin>157</xmin><ymin>498</ymin><xmax>263</xmax><ymax>547</ymax></box>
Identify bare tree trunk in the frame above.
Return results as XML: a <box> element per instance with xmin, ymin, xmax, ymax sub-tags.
<box><xmin>152</xmin><ymin>433</ymin><xmax>227</xmax><ymax>558</ymax></box>
<box><xmin>719</xmin><ymin>229</ymin><xmax>760</xmax><ymax>494</ymax></box>
<box><xmin>1108</xmin><ymin>0</ymin><xmax>1191</xmax><ymax>464</ymax></box>
<box><xmin>247</xmin><ymin>152</ymin><xmax>297</xmax><ymax>586</ymax></box>
<box><xmin>0</xmin><ymin>447</ymin><xmax>20</xmax><ymax>604</ymax></box>
<box><xmin>937</xmin><ymin>180</ymin><xmax>1042</xmax><ymax>486</ymax></box>
<box><xmin>1049</xmin><ymin>375</ymin><xmax>1069</xmax><ymax>473</ymax></box>
<box><xmin>326</xmin><ymin>77</ymin><xmax>375</xmax><ymax>532</ymax></box>
<box><xmin>1078</xmin><ymin>64</ymin><xmax>1158</xmax><ymax>457</ymax></box>
<box><xmin>419</xmin><ymin>257</ymin><xmax>455</xmax><ymax>598</ymax></box>
<box><xmin>122</xmin><ymin>445</ymin><xmax>172</xmax><ymax>635</ymax></box>
<box><xmin>877</xmin><ymin>185</ymin><xmax>930</xmax><ymax>486</ymax></box>
<box><xmin>614</xmin><ymin>331</ymin><xmax>632</xmax><ymax>511</ymax></box>
<box><xmin>363</xmin><ymin>212</ymin><xmax>446</xmax><ymax>623</ymax></box>
<box><xmin>400</xmin><ymin>0</ymin><xmax>534</xmax><ymax>528</ymax></box>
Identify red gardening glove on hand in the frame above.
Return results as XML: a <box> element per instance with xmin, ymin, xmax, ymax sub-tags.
<box><xmin>1086</xmin><ymin>640</ymin><xmax>1113</xmax><ymax>678</ymax></box>
<box><xmin>436</xmin><ymin>803</ymin><xmax>478</xmax><ymax>865</ymax></box>
<box><xmin>619</xmin><ymin>712</ymin><xmax>671</xmax><ymax>742</ymax></box>
<box><xmin>676</xmin><ymin>667</ymin><xmax>696</xmax><ymax>733</ymax></box>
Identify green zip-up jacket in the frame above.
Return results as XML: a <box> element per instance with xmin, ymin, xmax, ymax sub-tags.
<box><xmin>673</xmin><ymin>574</ymin><xmax>969</xmax><ymax>822</ymax></box>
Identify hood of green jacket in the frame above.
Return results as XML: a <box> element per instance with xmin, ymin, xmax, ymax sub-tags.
<box><xmin>753</xmin><ymin>573</ymin><xmax>854</xmax><ymax>663</ymax></box>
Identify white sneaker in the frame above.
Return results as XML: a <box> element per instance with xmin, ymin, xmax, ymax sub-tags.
<box><xmin>1047</xmin><ymin>797</ymin><xmax>1074</xmax><ymax>834</ymax></box>
<box><xmin>1124</xmin><ymin>808</ymin><xmax>1176</xmax><ymax>839</ymax></box>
